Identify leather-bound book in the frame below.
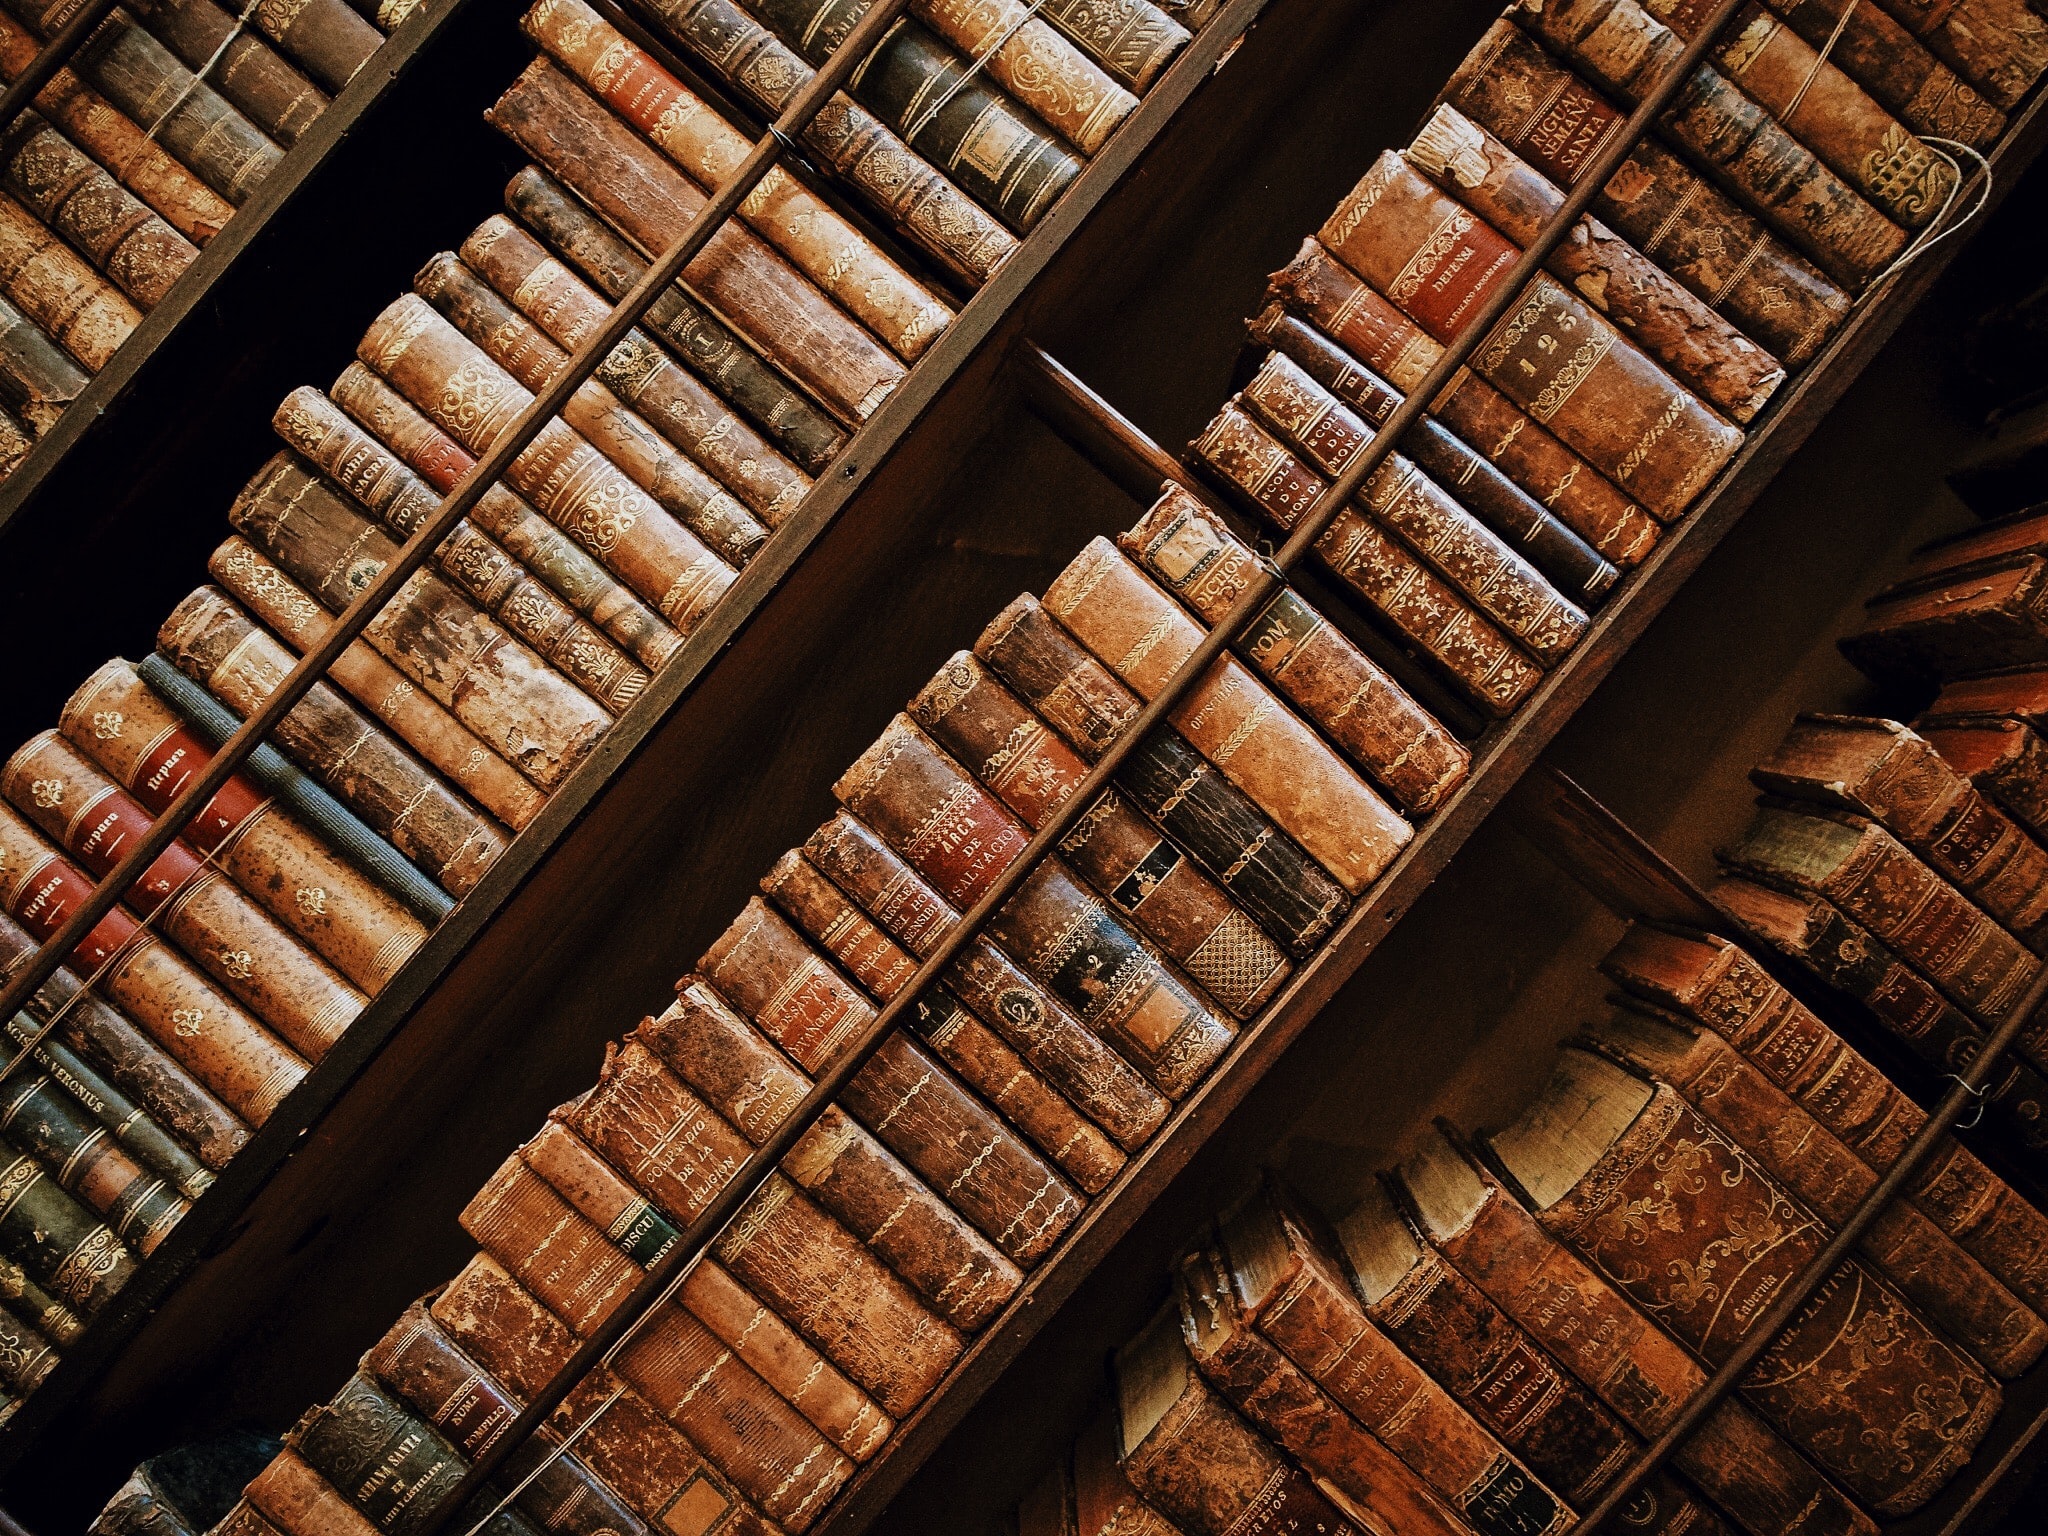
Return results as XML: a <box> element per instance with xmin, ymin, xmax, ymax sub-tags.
<box><xmin>125</xmin><ymin>0</ymin><xmax>327</xmax><ymax>144</ymax></box>
<box><xmin>486</xmin><ymin>62</ymin><xmax>903</xmax><ymax>424</ymax></box>
<box><xmin>460</xmin><ymin>1151</ymin><xmax>643</xmax><ymax>1329</ymax></box>
<box><xmin>1720</xmin><ymin>804</ymin><xmax>2042</xmax><ymax>1033</ymax></box>
<box><xmin>762</xmin><ymin>848</ymin><xmax>1126</xmax><ymax>1193</ymax></box>
<box><xmin>1843</xmin><ymin>554</ymin><xmax>2048</xmax><ymax>681</ymax></box>
<box><xmin>700</xmin><ymin>897</ymin><xmax>1081</xmax><ymax>1268</ymax></box>
<box><xmin>1320</xmin><ymin>156</ymin><xmax>1743</xmax><ymax>521</ymax></box>
<box><xmin>1212</xmin><ymin>1179</ymin><xmax>1575</xmax><ymax>1536</ymax></box>
<box><xmin>1248</xmin><ymin>310</ymin><xmax>1618</xmax><ymax>605</ymax></box>
<box><xmin>623</xmin><ymin>0</ymin><xmax>1012</xmax><ymax>285</ymax></box>
<box><xmin>0</xmin><ymin>1299</ymin><xmax>56</xmax><ymax>1395</ymax></box>
<box><xmin>743</xmin><ymin>0</ymin><xmax>1080</xmax><ymax>233</ymax></box>
<box><xmin>1602</xmin><ymin>923</ymin><xmax>2048</xmax><ymax>1318</ymax></box>
<box><xmin>1920</xmin><ymin>718</ymin><xmax>2048</xmax><ymax>843</ymax></box>
<box><xmin>1396</xmin><ymin>1126</ymin><xmax>1878</xmax><ymax>1536</ymax></box>
<box><xmin>1408</xmin><ymin>105</ymin><xmax>1785</xmax><ymax>422</ymax></box>
<box><xmin>1499</xmin><ymin>7</ymin><xmax>1910</xmax><ymax>288</ymax></box>
<box><xmin>410</xmin><ymin>252</ymin><xmax>769</xmax><ymax>571</ymax></box>
<box><xmin>1</xmin><ymin>1250</ymin><xmax>80</xmax><ymax>1346</ymax></box>
<box><xmin>458</xmin><ymin>219</ymin><xmax>808</xmax><ymax>527</ymax></box>
<box><xmin>244</xmin><ymin>0</ymin><xmax>380</xmax><ymax>91</ymax></box>
<box><xmin>1486</xmin><ymin>1052</ymin><xmax>1998</xmax><ymax>1515</ymax></box>
<box><xmin>1031</xmin><ymin>0</ymin><xmax>1186</xmax><ymax>90</ymax></box>
<box><xmin>0</xmin><ymin>399</ymin><xmax>27</xmax><ymax>471</ymax></box>
<box><xmin>0</xmin><ymin>1057</ymin><xmax>185</xmax><ymax>1253</ymax></box>
<box><xmin>0</xmin><ymin>803</ymin><xmax>307</xmax><ymax>1125</ymax></box>
<box><xmin>288</xmin><ymin>1374</ymin><xmax>510</xmax><ymax>1536</ymax></box>
<box><xmin>0</xmin><ymin>287</ymin><xmax>88</xmax><ymax>437</ymax></box>
<box><xmin>428</xmin><ymin>1256</ymin><xmax>788</xmax><ymax>1536</ymax></box>
<box><xmin>325</xmin><ymin>361</ymin><xmax>683</xmax><ymax>672</ymax></box>
<box><xmin>1880</xmin><ymin>0</ymin><xmax>2048</xmax><ymax>107</ymax></box>
<box><xmin>802</xmin><ymin>811</ymin><xmax>1171</xmax><ymax>1147</ymax></box>
<box><xmin>1753</xmin><ymin>714</ymin><xmax>2048</xmax><ymax>949</ymax></box>
<box><xmin>1188</xmin><ymin>408</ymin><xmax>1546</xmax><ymax>716</ymax></box>
<box><xmin>1114</xmin><ymin>1303</ymin><xmax>1368</xmax><ymax>1536</ymax></box>
<box><xmin>1584</xmin><ymin>1007</ymin><xmax>2048</xmax><ymax>1377</ymax></box>
<box><xmin>974</xmin><ymin>595</ymin><xmax>1358</xmax><ymax>946</ymax></box>
<box><xmin>1235</xmin><ymin>353</ymin><xmax>1591</xmax><ymax>660</ymax></box>
<box><xmin>1264</xmin><ymin>242</ymin><xmax>1662</xmax><ymax>564</ymax></box>
<box><xmin>242</xmin><ymin>1451</ymin><xmax>384</xmax><ymax>1536</ymax></box>
<box><xmin>1901</xmin><ymin>505</ymin><xmax>2048</xmax><ymax>586</ymax></box>
<box><xmin>1922</xmin><ymin>663</ymin><xmax>2048</xmax><ymax>730</ymax></box>
<box><xmin>0</xmin><ymin>11</ymin><xmax>232</xmax><ymax>243</ymax></box>
<box><xmin>0</xmin><ymin>1133</ymin><xmax>133</xmax><ymax>1314</ymax></box>
<box><xmin>525</xmin><ymin>0</ymin><xmax>950</xmax><ymax>362</ymax></box>
<box><xmin>0</xmin><ymin>907</ymin><xmax>246</xmax><ymax>1174</ymax></box>
<box><xmin>1439</xmin><ymin>21</ymin><xmax>1853</xmax><ymax>364</ymax></box>
<box><xmin>1042</xmin><ymin>542</ymin><xmax>1413</xmax><ymax>886</ymax></box>
<box><xmin>229</xmin><ymin>453</ymin><xmax>614</xmax><ymax>793</ymax></box>
<box><xmin>0</xmin><ymin>110</ymin><xmax>195</xmax><ymax>310</ymax></box>
<box><xmin>275</xmin><ymin>386</ymin><xmax>653</xmax><ymax>713</ymax></box>
<box><xmin>1062</xmin><ymin>1409</ymin><xmax>1189</xmax><ymax>1536</ymax></box>
<box><xmin>355</xmin><ymin>296</ymin><xmax>734</xmax><ymax>634</ymax></box>
<box><xmin>908</xmin><ymin>654</ymin><xmax>1292</xmax><ymax>1018</ymax></box>
<box><xmin>892</xmin><ymin>0</ymin><xmax>1138</xmax><ymax>153</ymax></box>
<box><xmin>1711</xmin><ymin>873</ymin><xmax>2048</xmax><ymax>1151</ymax></box>
<box><xmin>835</xmin><ymin>717</ymin><xmax>1236</xmax><ymax>1095</ymax></box>
<box><xmin>4</xmin><ymin>732</ymin><xmax>366</xmax><ymax>1059</ymax></box>
<box><xmin>1334</xmin><ymin>1180</ymin><xmax>1723</xmax><ymax>1534</ymax></box>
<box><xmin>0</xmin><ymin>191</ymin><xmax>139</xmax><ymax>369</ymax></box>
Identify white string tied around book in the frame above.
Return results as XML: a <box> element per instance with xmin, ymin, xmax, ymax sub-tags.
<box><xmin>1780</xmin><ymin>0</ymin><xmax>1858</xmax><ymax>127</ymax></box>
<box><xmin>903</xmin><ymin>0</ymin><xmax>1057</xmax><ymax>145</ymax></box>
<box><xmin>1870</xmin><ymin>137</ymin><xmax>1993</xmax><ymax>286</ymax></box>
<box><xmin>135</xmin><ymin>0</ymin><xmax>267</xmax><ymax>151</ymax></box>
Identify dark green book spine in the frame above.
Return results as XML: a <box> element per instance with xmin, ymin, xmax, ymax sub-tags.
<box><xmin>0</xmin><ymin>1055</ymin><xmax>187</xmax><ymax>1249</ymax></box>
<box><xmin>0</xmin><ymin>1135</ymin><xmax>133</xmax><ymax>1314</ymax></box>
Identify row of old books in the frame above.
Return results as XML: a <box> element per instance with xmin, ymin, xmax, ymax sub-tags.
<box><xmin>0</xmin><ymin>0</ymin><xmax>1214</xmax><ymax>1432</ymax></box>
<box><xmin>0</xmin><ymin>0</ymin><xmax>387</xmax><ymax>476</ymax></box>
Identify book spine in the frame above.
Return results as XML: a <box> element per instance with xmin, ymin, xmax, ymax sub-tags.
<box><xmin>912</xmin><ymin>0</ymin><xmax>1138</xmax><ymax>154</ymax></box>
<box><xmin>1407</xmin><ymin>103</ymin><xmax>1786</xmax><ymax>421</ymax></box>
<box><xmin>1237</xmin><ymin>351</ymin><xmax>1592</xmax><ymax>661</ymax></box>
<box><xmin>356</xmin><ymin>294</ymin><xmax>734</xmax><ymax>634</ymax></box>
<box><xmin>460</xmin><ymin>217</ymin><xmax>808</xmax><ymax>528</ymax></box>
<box><xmin>0</xmin><ymin>118</ymin><xmax>133</xmax><ymax>375</ymax></box>
<box><xmin>525</xmin><ymin>0</ymin><xmax>951</xmax><ymax>361</ymax></box>
<box><xmin>248</xmin><ymin>0</ymin><xmax>383</xmax><ymax>93</ymax></box>
<box><xmin>619</xmin><ymin>0</ymin><xmax>1015</xmax><ymax>284</ymax></box>
<box><xmin>1749</xmin><ymin>0</ymin><xmax>2005</xmax><ymax>147</ymax></box>
<box><xmin>289</xmin><ymin>1373</ymin><xmax>474</xmax><ymax>1535</ymax></box>
<box><xmin>0</xmin><ymin>1299</ymin><xmax>57</xmax><ymax>1393</ymax></box>
<box><xmin>503</xmin><ymin>166</ymin><xmax>847</xmax><ymax>476</ymax></box>
<box><xmin>1877</xmin><ymin>0</ymin><xmax>2048</xmax><ymax>108</ymax></box>
<box><xmin>127</xmin><ymin>0</ymin><xmax>328</xmax><ymax>144</ymax></box>
<box><xmin>0</xmin><ymin>287</ymin><xmax>85</xmax><ymax>434</ymax></box>
<box><xmin>0</xmin><ymin>1249</ymin><xmax>81</xmax><ymax>1345</ymax></box>
<box><xmin>1035</xmin><ymin>0</ymin><xmax>1186</xmax><ymax>91</ymax></box>
<box><xmin>1923</xmin><ymin>720</ymin><xmax>2048</xmax><ymax>845</ymax></box>
<box><xmin>0</xmin><ymin>398</ymin><xmax>27</xmax><ymax>472</ymax></box>
<box><xmin>0</xmin><ymin>1053</ymin><xmax>187</xmax><ymax>1253</ymax></box>
<box><xmin>486</xmin><ymin>61</ymin><xmax>904</xmax><ymax>423</ymax></box>
<box><xmin>0</xmin><ymin>189</ymin><xmax>139</xmax><ymax>369</ymax></box>
<box><xmin>461</xmin><ymin>1153</ymin><xmax>643</xmax><ymax>1335</ymax></box>
<box><xmin>243</xmin><ymin>1450</ymin><xmax>382</xmax><ymax>1536</ymax></box>
<box><xmin>0</xmin><ymin>1136</ymin><xmax>133</xmax><ymax>1314</ymax></box>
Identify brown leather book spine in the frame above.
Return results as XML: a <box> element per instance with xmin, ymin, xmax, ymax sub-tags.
<box><xmin>1439</xmin><ymin>22</ymin><xmax>1852</xmax><ymax>366</ymax></box>
<box><xmin>761</xmin><ymin>848</ymin><xmax>1126</xmax><ymax>1193</ymax></box>
<box><xmin>460</xmin><ymin>1153</ymin><xmax>642</xmax><ymax>1334</ymax></box>
<box><xmin>802</xmin><ymin>810</ymin><xmax>1171</xmax><ymax>1148</ymax></box>
<box><xmin>357</xmin><ymin>295</ymin><xmax>734</xmax><ymax>634</ymax></box>
<box><xmin>1319</xmin><ymin>154</ymin><xmax>1742</xmax><ymax>520</ymax></box>
<box><xmin>1922</xmin><ymin>718</ymin><xmax>2048</xmax><ymax>844</ymax></box>
<box><xmin>210</xmin><ymin>1503</ymin><xmax>287</xmax><ymax>1536</ymax></box>
<box><xmin>907</xmin><ymin>654</ymin><xmax>1292</xmax><ymax>1017</ymax></box>
<box><xmin>250</xmin><ymin>0</ymin><xmax>381</xmax><ymax>91</ymax></box>
<box><xmin>458</xmin><ymin>216</ymin><xmax>809</xmax><ymax>527</ymax></box>
<box><xmin>1879</xmin><ymin>0</ymin><xmax>2048</xmax><ymax>108</ymax></box>
<box><xmin>565</xmin><ymin>1037</ymin><xmax>748</xmax><ymax>1228</ymax></box>
<box><xmin>908</xmin><ymin>0</ymin><xmax>1137</xmax><ymax>153</ymax></box>
<box><xmin>1069</xmin><ymin>1410</ymin><xmax>1190</xmax><ymax>1536</ymax></box>
<box><xmin>1236</xmin><ymin>351</ymin><xmax>1591</xmax><ymax>661</ymax></box>
<box><xmin>1746</xmin><ymin>0</ymin><xmax>2006</xmax><ymax>147</ymax></box>
<box><xmin>1265</xmin><ymin>242</ymin><xmax>1661</xmax><ymax>564</ymax></box>
<box><xmin>486</xmin><ymin>60</ymin><xmax>905</xmax><ymax>423</ymax></box>
<box><xmin>411</xmin><ymin>250</ymin><xmax>769</xmax><ymax>571</ymax></box>
<box><xmin>0</xmin><ymin>189</ymin><xmax>139</xmax><ymax>369</ymax></box>
<box><xmin>526</xmin><ymin>0</ymin><xmax>950</xmax><ymax>360</ymax></box>
<box><xmin>1537</xmin><ymin>1084</ymin><xmax>1998</xmax><ymax>1515</ymax></box>
<box><xmin>243</xmin><ymin>1450</ymin><xmax>379</xmax><ymax>1536</ymax></box>
<box><xmin>1407</xmin><ymin>104</ymin><xmax>1786</xmax><ymax>421</ymax></box>
<box><xmin>127</xmin><ymin>0</ymin><xmax>328</xmax><ymax>144</ymax></box>
<box><xmin>1843</xmin><ymin>555</ymin><xmax>2048</xmax><ymax>681</ymax></box>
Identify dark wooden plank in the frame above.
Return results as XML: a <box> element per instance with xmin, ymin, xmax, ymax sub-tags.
<box><xmin>1503</xmin><ymin>768</ymin><xmax>1727</xmax><ymax>930</ymax></box>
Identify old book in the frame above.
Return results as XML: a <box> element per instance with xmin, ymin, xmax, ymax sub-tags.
<box><xmin>1408</xmin><ymin>105</ymin><xmax>1784</xmax><ymax>422</ymax></box>
<box><xmin>1486</xmin><ymin>1052</ymin><xmax>1998</xmax><ymax>1515</ymax></box>
<box><xmin>0</xmin><ymin>11</ymin><xmax>233</xmax><ymax>243</ymax></box>
<box><xmin>0</xmin><ymin>190</ymin><xmax>139</xmax><ymax>370</ymax></box>
<box><xmin>1720</xmin><ymin>804</ymin><xmax>2042</xmax><ymax>1032</ymax></box>
<box><xmin>745</xmin><ymin>0</ymin><xmax>1081</xmax><ymax>232</ymax></box>
<box><xmin>486</xmin><ymin>61</ymin><xmax>904</xmax><ymax>423</ymax></box>
<box><xmin>974</xmin><ymin>594</ymin><xmax>1358</xmax><ymax>948</ymax></box>
<box><xmin>834</xmin><ymin>716</ymin><xmax>1236</xmax><ymax>1094</ymax></box>
<box><xmin>1332</xmin><ymin>1179</ymin><xmax>1717</xmax><ymax>1531</ymax></box>
<box><xmin>1903</xmin><ymin>504</ymin><xmax>2048</xmax><ymax>585</ymax></box>
<box><xmin>898</xmin><ymin>0</ymin><xmax>1138</xmax><ymax>153</ymax></box>
<box><xmin>1921</xmin><ymin>662</ymin><xmax>2048</xmax><ymax>730</ymax></box>
<box><xmin>126</xmin><ymin>0</ymin><xmax>327</xmax><ymax>144</ymax></box>
<box><xmin>229</xmin><ymin>452</ymin><xmax>614</xmax><ymax>792</ymax></box>
<box><xmin>356</xmin><ymin>295</ymin><xmax>734</xmax><ymax>634</ymax></box>
<box><xmin>1321</xmin><ymin>154</ymin><xmax>1743</xmax><ymax>520</ymax></box>
<box><xmin>427</xmin><ymin>1256</ymin><xmax>787</xmax><ymax>1536</ymax></box>
<box><xmin>4</xmin><ymin>731</ymin><xmax>366</xmax><ymax>1059</ymax></box>
<box><xmin>908</xmin><ymin>653</ymin><xmax>1292</xmax><ymax>1017</ymax></box>
<box><xmin>624</xmin><ymin>0</ymin><xmax>1013</xmax><ymax>285</ymax></box>
<box><xmin>459</xmin><ymin>217</ymin><xmax>808</xmax><ymax>526</ymax></box>
<box><xmin>288</xmin><ymin>1374</ymin><xmax>504</xmax><ymax>1536</ymax></box>
<box><xmin>1753</xmin><ymin>714</ymin><xmax>2048</xmax><ymax>949</ymax></box>
<box><xmin>1500</xmin><ymin>6</ymin><xmax>1910</xmax><ymax>286</ymax></box>
<box><xmin>1396</xmin><ymin>1126</ymin><xmax>1878</xmax><ymax>1536</ymax></box>
<box><xmin>525</xmin><ymin>0</ymin><xmax>950</xmax><ymax>360</ymax></box>
<box><xmin>0</xmin><ymin>1249</ymin><xmax>80</xmax><ymax>1345</ymax></box>
<box><xmin>1920</xmin><ymin>718</ymin><xmax>2048</xmax><ymax>844</ymax></box>
<box><xmin>0</xmin><ymin>1133</ymin><xmax>133</xmax><ymax>1314</ymax></box>
<box><xmin>1213</xmin><ymin>1179</ymin><xmax>1575</xmax><ymax>1536</ymax></box>
<box><xmin>0</xmin><ymin>803</ymin><xmax>307</xmax><ymax>1125</ymax></box>
<box><xmin>1879</xmin><ymin>0</ymin><xmax>2048</xmax><ymax>108</ymax></box>
<box><xmin>0</xmin><ymin>288</ymin><xmax>87</xmax><ymax>435</ymax></box>
<box><xmin>1031</xmin><ymin>0</ymin><xmax>1185</xmax><ymax>90</ymax></box>
<box><xmin>1114</xmin><ymin>1302</ymin><xmax>1368</xmax><ymax>1536</ymax></box>
<box><xmin>0</xmin><ymin>398</ymin><xmax>26</xmax><ymax>471</ymax></box>
<box><xmin>0</xmin><ymin>1054</ymin><xmax>186</xmax><ymax>1253</ymax></box>
<box><xmin>802</xmin><ymin>811</ymin><xmax>1171</xmax><ymax>1146</ymax></box>
<box><xmin>0</xmin><ymin>1299</ymin><xmax>56</xmax><ymax>1395</ymax></box>
<box><xmin>1188</xmin><ymin>408</ymin><xmax>1546</xmax><ymax>715</ymax></box>
<box><xmin>1061</xmin><ymin>1409</ymin><xmax>1189</xmax><ymax>1536</ymax></box>
<box><xmin>1583</xmin><ymin>1007</ymin><xmax>2048</xmax><ymax>1377</ymax></box>
<box><xmin>762</xmin><ymin>848</ymin><xmax>1125</xmax><ymax>1193</ymax></box>
<box><xmin>242</xmin><ymin>1451</ymin><xmax>383</xmax><ymax>1536</ymax></box>
<box><xmin>1844</xmin><ymin>553</ymin><xmax>2048</xmax><ymax>681</ymax></box>
<box><xmin>1711</xmin><ymin>872</ymin><xmax>2048</xmax><ymax>1151</ymax></box>
<box><xmin>1439</xmin><ymin>21</ymin><xmax>1853</xmax><ymax>364</ymax></box>
<box><xmin>247</xmin><ymin>0</ymin><xmax>381</xmax><ymax>90</ymax></box>
<box><xmin>1249</xmin><ymin>308</ymin><xmax>1617</xmax><ymax>605</ymax></box>
<box><xmin>1265</xmin><ymin>241</ymin><xmax>1662</xmax><ymax>564</ymax></box>
<box><xmin>1235</xmin><ymin>351</ymin><xmax>1591</xmax><ymax>660</ymax></box>
<box><xmin>1043</xmin><ymin>541</ymin><xmax>1413</xmax><ymax>887</ymax></box>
